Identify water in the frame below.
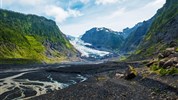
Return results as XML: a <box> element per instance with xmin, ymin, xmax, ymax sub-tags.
<box><xmin>0</xmin><ymin>65</ymin><xmax>87</xmax><ymax>100</ymax></box>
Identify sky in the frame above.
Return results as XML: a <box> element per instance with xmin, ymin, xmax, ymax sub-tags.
<box><xmin>1</xmin><ymin>0</ymin><xmax>166</xmax><ymax>37</ymax></box>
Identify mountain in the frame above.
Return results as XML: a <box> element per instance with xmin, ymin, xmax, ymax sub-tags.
<box><xmin>81</xmin><ymin>27</ymin><xmax>124</xmax><ymax>52</ymax></box>
<box><xmin>129</xmin><ymin>0</ymin><xmax>178</xmax><ymax>60</ymax></box>
<box><xmin>121</xmin><ymin>18</ymin><xmax>153</xmax><ymax>52</ymax></box>
<box><xmin>121</xmin><ymin>22</ymin><xmax>143</xmax><ymax>39</ymax></box>
<box><xmin>0</xmin><ymin>9</ymin><xmax>78</xmax><ymax>64</ymax></box>
<box><xmin>67</xmin><ymin>35</ymin><xmax>112</xmax><ymax>61</ymax></box>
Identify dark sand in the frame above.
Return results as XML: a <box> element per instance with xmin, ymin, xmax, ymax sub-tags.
<box><xmin>31</xmin><ymin>62</ymin><xmax>178</xmax><ymax>100</ymax></box>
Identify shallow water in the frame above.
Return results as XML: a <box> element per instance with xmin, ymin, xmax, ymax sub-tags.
<box><xmin>0</xmin><ymin>65</ymin><xmax>87</xmax><ymax>100</ymax></box>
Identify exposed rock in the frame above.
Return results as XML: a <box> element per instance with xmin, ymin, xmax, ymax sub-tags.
<box><xmin>169</xmin><ymin>41</ymin><xmax>177</xmax><ymax>47</ymax></box>
<box><xmin>124</xmin><ymin>66</ymin><xmax>137</xmax><ymax>80</ymax></box>
<box><xmin>146</xmin><ymin>59</ymin><xmax>158</xmax><ymax>67</ymax></box>
<box><xmin>163</xmin><ymin>57</ymin><xmax>178</xmax><ymax>68</ymax></box>
<box><xmin>158</xmin><ymin>53</ymin><xmax>164</xmax><ymax>59</ymax></box>
<box><xmin>166</xmin><ymin>47</ymin><xmax>176</xmax><ymax>51</ymax></box>
<box><xmin>115</xmin><ymin>73</ymin><xmax>124</xmax><ymax>78</ymax></box>
<box><xmin>146</xmin><ymin>61</ymin><xmax>155</xmax><ymax>67</ymax></box>
<box><xmin>168</xmin><ymin>53</ymin><xmax>178</xmax><ymax>58</ymax></box>
<box><xmin>159</xmin><ymin>60</ymin><xmax>165</xmax><ymax>68</ymax></box>
<box><xmin>175</xmin><ymin>64</ymin><xmax>178</xmax><ymax>68</ymax></box>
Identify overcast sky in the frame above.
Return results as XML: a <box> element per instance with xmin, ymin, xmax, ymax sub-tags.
<box><xmin>1</xmin><ymin>0</ymin><xmax>166</xmax><ymax>36</ymax></box>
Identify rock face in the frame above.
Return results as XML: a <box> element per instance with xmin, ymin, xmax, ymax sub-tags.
<box><xmin>0</xmin><ymin>9</ymin><xmax>78</xmax><ymax>64</ymax></box>
<box><xmin>81</xmin><ymin>27</ymin><xmax>124</xmax><ymax>52</ymax></box>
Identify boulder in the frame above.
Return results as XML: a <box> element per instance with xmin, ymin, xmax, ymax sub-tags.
<box><xmin>146</xmin><ymin>61</ymin><xmax>154</xmax><ymax>67</ymax></box>
<box><xmin>159</xmin><ymin>60</ymin><xmax>165</xmax><ymax>68</ymax></box>
<box><xmin>161</xmin><ymin>50</ymin><xmax>173</xmax><ymax>58</ymax></box>
<box><xmin>169</xmin><ymin>41</ymin><xmax>177</xmax><ymax>47</ymax></box>
<box><xmin>166</xmin><ymin>47</ymin><xmax>176</xmax><ymax>51</ymax></box>
<box><xmin>163</xmin><ymin>57</ymin><xmax>178</xmax><ymax>68</ymax></box>
<box><xmin>124</xmin><ymin>66</ymin><xmax>137</xmax><ymax>80</ymax></box>
<box><xmin>175</xmin><ymin>64</ymin><xmax>178</xmax><ymax>68</ymax></box>
<box><xmin>158</xmin><ymin>53</ymin><xmax>164</xmax><ymax>59</ymax></box>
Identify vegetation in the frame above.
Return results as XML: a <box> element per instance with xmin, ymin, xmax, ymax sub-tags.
<box><xmin>128</xmin><ymin>0</ymin><xmax>178</xmax><ymax>60</ymax></box>
<box><xmin>0</xmin><ymin>9</ymin><xmax>76</xmax><ymax>64</ymax></box>
<box><xmin>150</xmin><ymin>64</ymin><xmax>178</xmax><ymax>76</ymax></box>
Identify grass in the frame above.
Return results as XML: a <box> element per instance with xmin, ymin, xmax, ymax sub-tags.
<box><xmin>150</xmin><ymin>64</ymin><xmax>178</xmax><ymax>76</ymax></box>
<box><xmin>0</xmin><ymin>9</ymin><xmax>76</xmax><ymax>64</ymax></box>
<box><xmin>176</xmin><ymin>48</ymin><xmax>178</xmax><ymax>52</ymax></box>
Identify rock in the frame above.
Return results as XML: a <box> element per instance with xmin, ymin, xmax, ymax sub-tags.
<box><xmin>124</xmin><ymin>66</ymin><xmax>137</xmax><ymax>80</ymax></box>
<box><xmin>163</xmin><ymin>57</ymin><xmax>178</xmax><ymax>68</ymax></box>
<box><xmin>158</xmin><ymin>53</ymin><xmax>164</xmax><ymax>59</ymax></box>
<box><xmin>168</xmin><ymin>53</ymin><xmax>178</xmax><ymax>58</ymax></box>
<box><xmin>115</xmin><ymin>73</ymin><xmax>124</xmax><ymax>78</ymax></box>
<box><xmin>159</xmin><ymin>60</ymin><xmax>165</xmax><ymax>67</ymax></box>
<box><xmin>146</xmin><ymin>61</ymin><xmax>154</xmax><ymax>67</ymax></box>
<box><xmin>175</xmin><ymin>64</ymin><xmax>178</xmax><ymax>68</ymax></box>
<box><xmin>169</xmin><ymin>41</ymin><xmax>177</xmax><ymax>47</ymax></box>
<box><xmin>166</xmin><ymin>47</ymin><xmax>176</xmax><ymax>51</ymax></box>
<box><xmin>161</xmin><ymin>50</ymin><xmax>172</xmax><ymax>58</ymax></box>
<box><xmin>146</xmin><ymin>59</ymin><xmax>157</xmax><ymax>67</ymax></box>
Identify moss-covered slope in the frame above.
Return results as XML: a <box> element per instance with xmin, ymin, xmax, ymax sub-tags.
<box><xmin>0</xmin><ymin>9</ymin><xmax>77</xmax><ymax>64</ymax></box>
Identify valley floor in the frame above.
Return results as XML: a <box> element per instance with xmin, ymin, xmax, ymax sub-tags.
<box><xmin>31</xmin><ymin>62</ymin><xmax>178</xmax><ymax>100</ymax></box>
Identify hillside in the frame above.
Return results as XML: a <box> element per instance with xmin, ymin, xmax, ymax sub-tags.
<box><xmin>0</xmin><ymin>9</ymin><xmax>78</xmax><ymax>64</ymax></box>
<box><xmin>121</xmin><ymin>19</ymin><xmax>153</xmax><ymax>52</ymax></box>
<box><xmin>130</xmin><ymin>0</ymin><xmax>178</xmax><ymax>60</ymax></box>
<box><xmin>81</xmin><ymin>27</ymin><xmax>124</xmax><ymax>52</ymax></box>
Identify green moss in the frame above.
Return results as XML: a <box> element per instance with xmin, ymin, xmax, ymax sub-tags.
<box><xmin>176</xmin><ymin>48</ymin><xmax>178</xmax><ymax>52</ymax></box>
<box><xmin>150</xmin><ymin>64</ymin><xmax>178</xmax><ymax>76</ymax></box>
<box><xmin>150</xmin><ymin>64</ymin><xmax>160</xmax><ymax>71</ymax></box>
<box><xmin>159</xmin><ymin>68</ymin><xmax>178</xmax><ymax>76</ymax></box>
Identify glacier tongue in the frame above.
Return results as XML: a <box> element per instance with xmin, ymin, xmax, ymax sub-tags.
<box><xmin>69</xmin><ymin>37</ymin><xmax>110</xmax><ymax>58</ymax></box>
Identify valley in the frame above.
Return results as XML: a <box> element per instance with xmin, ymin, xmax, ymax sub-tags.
<box><xmin>0</xmin><ymin>0</ymin><xmax>178</xmax><ymax>100</ymax></box>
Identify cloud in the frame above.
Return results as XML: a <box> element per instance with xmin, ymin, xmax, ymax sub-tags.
<box><xmin>95</xmin><ymin>0</ymin><xmax>126</xmax><ymax>5</ymax></box>
<box><xmin>3</xmin><ymin>0</ymin><xmax>83</xmax><ymax>23</ymax></box>
<box><xmin>80</xmin><ymin>0</ymin><xmax>90</xmax><ymax>4</ymax></box>
<box><xmin>45</xmin><ymin>5</ymin><xmax>83</xmax><ymax>23</ymax></box>
<box><xmin>95</xmin><ymin>0</ymin><xmax>118</xmax><ymax>5</ymax></box>
<box><xmin>45</xmin><ymin>5</ymin><xmax>69</xmax><ymax>23</ymax></box>
<box><xmin>2</xmin><ymin>0</ymin><xmax>166</xmax><ymax>36</ymax></box>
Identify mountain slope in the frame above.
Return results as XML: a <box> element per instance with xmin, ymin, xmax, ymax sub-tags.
<box><xmin>121</xmin><ymin>19</ymin><xmax>153</xmax><ymax>52</ymax></box>
<box><xmin>0</xmin><ymin>9</ymin><xmax>77</xmax><ymax>64</ymax></box>
<box><xmin>81</xmin><ymin>27</ymin><xmax>124</xmax><ymax>52</ymax></box>
<box><xmin>130</xmin><ymin>0</ymin><xmax>178</xmax><ymax>60</ymax></box>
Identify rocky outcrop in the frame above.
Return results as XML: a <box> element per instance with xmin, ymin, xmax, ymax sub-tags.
<box><xmin>147</xmin><ymin>47</ymin><xmax>178</xmax><ymax>70</ymax></box>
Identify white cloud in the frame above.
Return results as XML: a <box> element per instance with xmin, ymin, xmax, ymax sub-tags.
<box><xmin>45</xmin><ymin>5</ymin><xmax>69</xmax><ymax>23</ymax></box>
<box><xmin>44</xmin><ymin>6</ymin><xmax>83</xmax><ymax>23</ymax></box>
<box><xmin>68</xmin><ymin>9</ymin><xmax>83</xmax><ymax>17</ymax></box>
<box><xmin>80</xmin><ymin>0</ymin><xmax>90</xmax><ymax>4</ymax></box>
<box><xmin>95</xmin><ymin>0</ymin><xmax>126</xmax><ymax>5</ymax></box>
<box><xmin>95</xmin><ymin>0</ymin><xmax>118</xmax><ymax>5</ymax></box>
<box><xmin>3</xmin><ymin>0</ymin><xmax>83</xmax><ymax>23</ymax></box>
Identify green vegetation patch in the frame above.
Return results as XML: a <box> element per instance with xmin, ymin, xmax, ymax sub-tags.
<box><xmin>150</xmin><ymin>64</ymin><xmax>178</xmax><ymax>76</ymax></box>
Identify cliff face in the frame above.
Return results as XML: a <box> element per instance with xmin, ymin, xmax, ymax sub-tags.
<box><xmin>130</xmin><ymin>0</ymin><xmax>178</xmax><ymax>60</ymax></box>
<box><xmin>81</xmin><ymin>27</ymin><xmax>124</xmax><ymax>52</ymax></box>
<box><xmin>0</xmin><ymin>9</ymin><xmax>78</xmax><ymax>64</ymax></box>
